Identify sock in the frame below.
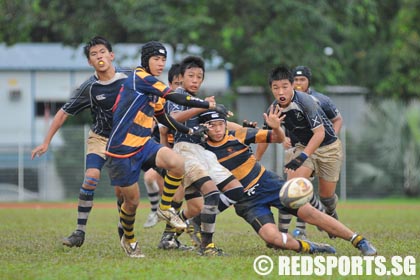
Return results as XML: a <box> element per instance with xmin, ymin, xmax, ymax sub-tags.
<box><xmin>297</xmin><ymin>239</ymin><xmax>311</xmax><ymax>253</ymax></box>
<box><xmin>159</xmin><ymin>173</ymin><xmax>183</xmax><ymax>211</ymax></box>
<box><xmin>144</xmin><ymin>180</ymin><xmax>160</xmax><ymax>213</ymax></box>
<box><xmin>200</xmin><ymin>191</ymin><xmax>220</xmax><ymax>247</ymax></box>
<box><xmin>295</xmin><ymin>194</ymin><xmax>325</xmax><ymax>232</ymax></box>
<box><xmin>117</xmin><ymin>198</ymin><xmax>123</xmax><ymax>229</ymax></box>
<box><xmin>310</xmin><ymin>193</ymin><xmax>325</xmax><ymax>212</ymax></box>
<box><xmin>120</xmin><ymin>205</ymin><xmax>136</xmax><ymax>243</ymax></box>
<box><xmin>171</xmin><ymin>200</ymin><xmax>183</xmax><ymax>213</ymax></box>
<box><xmin>295</xmin><ymin>218</ymin><xmax>306</xmax><ymax>232</ymax></box>
<box><xmin>76</xmin><ymin>185</ymin><xmax>96</xmax><ymax>232</ymax></box>
<box><xmin>278</xmin><ymin>209</ymin><xmax>292</xmax><ymax>233</ymax></box>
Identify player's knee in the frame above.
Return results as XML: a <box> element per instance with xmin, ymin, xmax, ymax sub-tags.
<box><xmin>203</xmin><ymin>191</ymin><xmax>220</xmax><ymax>211</ymax></box>
<box><xmin>165</xmin><ymin>153</ymin><xmax>185</xmax><ymax>176</ymax></box>
<box><xmin>82</xmin><ymin>174</ymin><xmax>99</xmax><ymax>190</ymax></box>
<box><xmin>320</xmin><ymin>194</ymin><xmax>338</xmax><ymax>213</ymax></box>
<box><xmin>221</xmin><ymin>185</ymin><xmax>244</xmax><ymax>205</ymax></box>
<box><xmin>185</xmin><ymin>193</ymin><xmax>203</xmax><ymax>216</ymax></box>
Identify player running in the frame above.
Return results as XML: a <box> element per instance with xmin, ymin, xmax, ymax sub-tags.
<box><xmin>105</xmin><ymin>42</ymin><xmax>229</xmax><ymax>258</ymax></box>
<box><xmin>31</xmin><ymin>36</ymin><xmax>130</xmax><ymax>248</ymax></box>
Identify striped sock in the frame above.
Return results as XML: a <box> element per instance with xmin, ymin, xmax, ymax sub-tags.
<box><xmin>120</xmin><ymin>206</ymin><xmax>136</xmax><ymax>243</ymax></box>
<box><xmin>144</xmin><ymin>180</ymin><xmax>160</xmax><ymax>213</ymax></box>
<box><xmin>76</xmin><ymin>186</ymin><xmax>95</xmax><ymax>232</ymax></box>
<box><xmin>295</xmin><ymin>218</ymin><xmax>306</xmax><ymax>232</ymax></box>
<box><xmin>171</xmin><ymin>200</ymin><xmax>183</xmax><ymax>213</ymax></box>
<box><xmin>200</xmin><ymin>191</ymin><xmax>220</xmax><ymax>247</ymax></box>
<box><xmin>278</xmin><ymin>209</ymin><xmax>292</xmax><ymax>233</ymax></box>
<box><xmin>159</xmin><ymin>173</ymin><xmax>183</xmax><ymax>211</ymax></box>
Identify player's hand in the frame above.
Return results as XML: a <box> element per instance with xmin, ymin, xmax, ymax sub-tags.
<box><xmin>282</xmin><ymin>137</ymin><xmax>292</xmax><ymax>149</ymax></box>
<box><xmin>214</xmin><ymin>104</ymin><xmax>234</xmax><ymax>117</ymax></box>
<box><xmin>189</xmin><ymin>125</ymin><xmax>209</xmax><ymax>136</ymax></box>
<box><xmin>284</xmin><ymin>152</ymin><xmax>308</xmax><ymax>171</ymax></box>
<box><xmin>263</xmin><ymin>104</ymin><xmax>285</xmax><ymax>129</ymax></box>
<box><xmin>31</xmin><ymin>144</ymin><xmax>48</xmax><ymax>160</ymax></box>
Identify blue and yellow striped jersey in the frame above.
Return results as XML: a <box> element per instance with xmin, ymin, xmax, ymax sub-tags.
<box><xmin>203</xmin><ymin>128</ymin><xmax>272</xmax><ymax>190</ymax></box>
<box><xmin>106</xmin><ymin>67</ymin><xmax>171</xmax><ymax>158</ymax></box>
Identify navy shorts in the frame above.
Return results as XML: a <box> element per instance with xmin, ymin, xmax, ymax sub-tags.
<box><xmin>234</xmin><ymin>171</ymin><xmax>297</xmax><ymax>230</ymax></box>
<box><xmin>107</xmin><ymin>140</ymin><xmax>162</xmax><ymax>187</ymax></box>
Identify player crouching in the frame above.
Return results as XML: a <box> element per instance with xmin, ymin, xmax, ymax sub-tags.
<box><xmin>199</xmin><ymin>109</ymin><xmax>377</xmax><ymax>256</ymax></box>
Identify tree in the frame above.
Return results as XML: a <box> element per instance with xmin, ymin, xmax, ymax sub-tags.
<box><xmin>377</xmin><ymin>0</ymin><xmax>420</xmax><ymax>101</ymax></box>
<box><xmin>2</xmin><ymin>0</ymin><xmax>419</xmax><ymax>99</ymax></box>
<box><xmin>352</xmin><ymin>100</ymin><xmax>420</xmax><ymax>197</ymax></box>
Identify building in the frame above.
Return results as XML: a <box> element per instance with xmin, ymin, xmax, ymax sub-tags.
<box><xmin>0</xmin><ymin>42</ymin><xmax>229</xmax><ymax>200</ymax></box>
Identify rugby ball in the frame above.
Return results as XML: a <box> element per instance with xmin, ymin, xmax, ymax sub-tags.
<box><xmin>279</xmin><ymin>177</ymin><xmax>313</xmax><ymax>209</ymax></box>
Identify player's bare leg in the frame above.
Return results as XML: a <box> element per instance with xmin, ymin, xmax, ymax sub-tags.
<box><xmin>278</xmin><ymin>166</ymin><xmax>313</xmax><ymax>238</ymax></box>
<box><xmin>297</xmin><ymin>203</ymin><xmax>377</xmax><ymax>256</ymax></box>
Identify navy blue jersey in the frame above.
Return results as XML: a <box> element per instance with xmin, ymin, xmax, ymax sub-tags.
<box><xmin>308</xmin><ymin>88</ymin><xmax>340</xmax><ymax>121</ymax></box>
<box><xmin>264</xmin><ymin>90</ymin><xmax>337</xmax><ymax>147</ymax></box>
<box><xmin>106</xmin><ymin>67</ymin><xmax>171</xmax><ymax>157</ymax></box>
<box><xmin>165</xmin><ymin>88</ymin><xmax>202</xmax><ymax>144</ymax></box>
<box><xmin>61</xmin><ymin>68</ymin><xmax>131</xmax><ymax>138</ymax></box>
<box><xmin>203</xmin><ymin>128</ymin><xmax>272</xmax><ymax>190</ymax></box>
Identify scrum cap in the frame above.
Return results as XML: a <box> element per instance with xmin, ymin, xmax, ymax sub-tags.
<box><xmin>141</xmin><ymin>41</ymin><xmax>167</xmax><ymax>69</ymax></box>
<box><xmin>293</xmin><ymin>66</ymin><xmax>312</xmax><ymax>84</ymax></box>
<box><xmin>199</xmin><ymin>111</ymin><xmax>226</xmax><ymax>124</ymax></box>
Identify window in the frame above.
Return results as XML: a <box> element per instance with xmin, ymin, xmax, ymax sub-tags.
<box><xmin>35</xmin><ymin>101</ymin><xmax>66</xmax><ymax>117</ymax></box>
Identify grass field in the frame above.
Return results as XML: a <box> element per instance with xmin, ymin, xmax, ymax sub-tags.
<box><xmin>0</xmin><ymin>198</ymin><xmax>419</xmax><ymax>280</ymax></box>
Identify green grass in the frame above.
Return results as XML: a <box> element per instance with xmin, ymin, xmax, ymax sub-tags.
<box><xmin>0</xmin><ymin>199</ymin><xmax>419</xmax><ymax>280</ymax></box>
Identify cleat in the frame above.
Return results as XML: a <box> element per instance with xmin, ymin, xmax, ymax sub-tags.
<box><xmin>158</xmin><ymin>232</ymin><xmax>194</xmax><ymax>251</ymax></box>
<box><xmin>292</xmin><ymin>229</ymin><xmax>308</xmax><ymax>240</ymax></box>
<box><xmin>352</xmin><ymin>236</ymin><xmax>377</xmax><ymax>256</ymax></box>
<box><xmin>185</xmin><ymin>219</ymin><xmax>201</xmax><ymax>247</ymax></box>
<box><xmin>117</xmin><ymin>223</ymin><xmax>124</xmax><ymax>240</ymax></box>
<box><xmin>120</xmin><ymin>236</ymin><xmax>145</xmax><ymax>258</ymax></box>
<box><xmin>62</xmin><ymin>230</ymin><xmax>85</xmax><ymax>247</ymax></box>
<box><xmin>299</xmin><ymin>239</ymin><xmax>336</xmax><ymax>254</ymax></box>
<box><xmin>143</xmin><ymin>211</ymin><xmax>159</xmax><ymax>228</ymax></box>
<box><xmin>199</xmin><ymin>243</ymin><xmax>226</xmax><ymax>256</ymax></box>
<box><xmin>157</xmin><ymin>207</ymin><xmax>186</xmax><ymax>230</ymax></box>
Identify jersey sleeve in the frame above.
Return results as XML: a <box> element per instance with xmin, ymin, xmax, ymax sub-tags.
<box><xmin>61</xmin><ymin>75</ymin><xmax>96</xmax><ymax>116</ymax></box>
<box><xmin>313</xmin><ymin>91</ymin><xmax>341</xmax><ymax>121</ymax></box>
<box><xmin>234</xmin><ymin>128</ymin><xmax>271</xmax><ymax>145</ymax></box>
<box><xmin>133</xmin><ymin>68</ymin><xmax>172</xmax><ymax>97</ymax></box>
<box><xmin>300</xmin><ymin>94</ymin><xmax>324</xmax><ymax>130</ymax></box>
<box><xmin>165</xmin><ymin>87</ymin><xmax>188</xmax><ymax>114</ymax></box>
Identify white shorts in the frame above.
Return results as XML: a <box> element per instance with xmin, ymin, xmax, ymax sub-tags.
<box><xmin>173</xmin><ymin>142</ymin><xmax>232</xmax><ymax>189</ymax></box>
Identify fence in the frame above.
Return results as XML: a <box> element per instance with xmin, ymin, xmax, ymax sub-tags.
<box><xmin>0</xmin><ymin>125</ymin><xmax>411</xmax><ymax>202</ymax></box>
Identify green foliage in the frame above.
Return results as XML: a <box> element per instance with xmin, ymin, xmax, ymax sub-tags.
<box><xmin>377</xmin><ymin>0</ymin><xmax>420</xmax><ymax>101</ymax></box>
<box><xmin>1</xmin><ymin>1</ymin><xmax>420</xmax><ymax>99</ymax></box>
<box><xmin>1</xmin><ymin>200</ymin><xmax>419</xmax><ymax>279</ymax></box>
<box><xmin>352</xmin><ymin>100</ymin><xmax>420</xmax><ymax>197</ymax></box>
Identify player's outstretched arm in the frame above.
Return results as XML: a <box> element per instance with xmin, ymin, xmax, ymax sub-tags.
<box><xmin>155</xmin><ymin>110</ymin><xmax>207</xmax><ymax>136</ymax></box>
<box><xmin>31</xmin><ymin>109</ymin><xmax>69</xmax><ymax>159</ymax></box>
<box><xmin>263</xmin><ymin>104</ymin><xmax>285</xmax><ymax>143</ymax></box>
<box><xmin>164</xmin><ymin>92</ymin><xmax>232</xmax><ymax>116</ymax></box>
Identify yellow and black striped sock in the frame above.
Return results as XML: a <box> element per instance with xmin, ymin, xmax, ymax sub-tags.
<box><xmin>159</xmin><ymin>173</ymin><xmax>183</xmax><ymax>211</ymax></box>
<box><xmin>171</xmin><ymin>200</ymin><xmax>183</xmax><ymax>213</ymax></box>
<box><xmin>120</xmin><ymin>205</ymin><xmax>136</xmax><ymax>243</ymax></box>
